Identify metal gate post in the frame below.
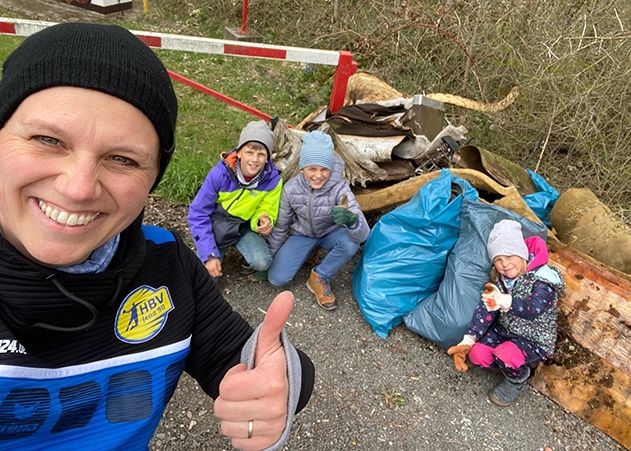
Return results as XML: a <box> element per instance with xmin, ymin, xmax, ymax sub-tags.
<box><xmin>329</xmin><ymin>51</ymin><xmax>357</xmax><ymax>113</ymax></box>
<box><xmin>240</xmin><ymin>0</ymin><xmax>249</xmax><ymax>33</ymax></box>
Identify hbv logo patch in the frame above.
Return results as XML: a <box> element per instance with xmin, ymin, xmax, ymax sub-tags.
<box><xmin>115</xmin><ymin>285</ymin><xmax>174</xmax><ymax>344</ymax></box>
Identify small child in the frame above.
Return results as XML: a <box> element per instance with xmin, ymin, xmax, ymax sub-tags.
<box><xmin>448</xmin><ymin>219</ymin><xmax>565</xmax><ymax>406</ymax></box>
<box><xmin>188</xmin><ymin>120</ymin><xmax>282</xmax><ymax>278</ymax></box>
<box><xmin>267</xmin><ymin>130</ymin><xmax>369</xmax><ymax>310</ymax></box>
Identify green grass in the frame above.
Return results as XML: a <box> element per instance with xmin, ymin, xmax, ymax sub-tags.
<box><xmin>0</xmin><ymin>34</ymin><xmax>332</xmax><ymax>204</ymax></box>
<box><xmin>0</xmin><ymin>8</ymin><xmax>22</xmax><ymax>17</ymax></box>
<box><xmin>156</xmin><ymin>49</ymin><xmax>331</xmax><ymax>202</ymax></box>
<box><xmin>0</xmin><ymin>35</ymin><xmax>20</xmax><ymax>56</ymax></box>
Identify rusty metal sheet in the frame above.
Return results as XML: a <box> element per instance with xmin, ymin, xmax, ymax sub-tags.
<box><xmin>454</xmin><ymin>145</ymin><xmax>536</xmax><ymax>195</ymax></box>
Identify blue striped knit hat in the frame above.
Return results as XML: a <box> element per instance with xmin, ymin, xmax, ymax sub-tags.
<box><xmin>299</xmin><ymin>131</ymin><xmax>334</xmax><ymax>170</ymax></box>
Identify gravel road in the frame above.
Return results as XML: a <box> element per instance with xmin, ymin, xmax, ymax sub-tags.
<box><xmin>144</xmin><ymin>199</ymin><xmax>623</xmax><ymax>451</ymax></box>
<box><xmin>151</xmin><ymin>248</ymin><xmax>623</xmax><ymax>451</ymax></box>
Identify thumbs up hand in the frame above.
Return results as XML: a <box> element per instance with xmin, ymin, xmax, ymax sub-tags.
<box><xmin>338</xmin><ymin>194</ymin><xmax>349</xmax><ymax>209</ymax></box>
<box><xmin>332</xmin><ymin>193</ymin><xmax>357</xmax><ymax>226</ymax></box>
<box><xmin>214</xmin><ymin>291</ymin><xmax>293</xmax><ymax>450</ymax></box>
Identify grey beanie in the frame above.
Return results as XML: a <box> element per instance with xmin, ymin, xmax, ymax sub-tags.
<box><xmin>299</xmin><ymin>130</ymin><xmax>334</xmax><ymax>170</ymax></box>
<box><xmin>0</xmin><ymin>22</ymin><xmax>178</xmax><ymax>191</ymax></box>
<box><xmin>237</xmin><ymin>120</ymin><xmax>274</xmax><ymax>156</ymax></box>
<box><xmin>487</xmin><ymin>219</ymin><xmax>529</xmax><ymax>261</ymax></box>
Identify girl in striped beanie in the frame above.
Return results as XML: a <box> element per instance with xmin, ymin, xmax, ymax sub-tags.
<box><xmin>266</xmin><ymin>130</ymin><xmax>370</xmax><ymax>311</ymax></box>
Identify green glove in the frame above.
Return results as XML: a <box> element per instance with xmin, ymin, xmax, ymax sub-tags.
<box><xmin>332</xmin><ymin>206</ymin><xmax>357</xmax><ymax>226</ymax></box>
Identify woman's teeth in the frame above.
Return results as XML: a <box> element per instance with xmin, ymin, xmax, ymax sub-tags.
<box><xmin>38</xmin><ymin>200</ymin><xmax>99</xmax><ymax>226</ymax></box>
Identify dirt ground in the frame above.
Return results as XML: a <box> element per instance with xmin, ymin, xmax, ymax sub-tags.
<box><xmin>140</xmin><ymin>197</ymin><xmax>623</xmax><ymax>451</ymax></box>
<box><xmin>0</xmin><ymin>0</ymin><xmax>140</xmax><ymax>21</ymax></box>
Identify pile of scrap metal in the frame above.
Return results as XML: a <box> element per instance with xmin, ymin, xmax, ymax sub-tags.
<box><xmin>271</xmin><ymin>71</ymin><xmax>631</xmax><ymax>449</ymax></box>
<box><xmin>272</xmin><ymin>76</ymin><xmax>468</xmax><ymax>186</ymax></box>
<box><xmin>272</xmin><ymin>71</ymin><xmax>521</xmax><ymax>188</ymax></box>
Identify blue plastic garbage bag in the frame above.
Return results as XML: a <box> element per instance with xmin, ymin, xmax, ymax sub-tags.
<box><xmin>523</xmin><ymin>169</ymin><xmax>559</xmax><ymax>228</ymax></box>
<box><xmin>352</xmin><ymin>169</ymin><xmax>478</xmax><ymax>339</ymax></box>
<box><xmin>404</xmin><ymin>200</ymin><xmax>548</xmax><ymax>348</ymax></box>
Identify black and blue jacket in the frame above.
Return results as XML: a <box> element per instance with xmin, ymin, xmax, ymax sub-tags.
<box><xmin>0</xmin><ymin>216</ymin><xmax>313</xmax><ymax>450</ymax></box>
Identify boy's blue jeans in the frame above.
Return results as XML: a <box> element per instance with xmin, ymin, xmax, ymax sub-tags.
<box><xmin>235</xmin><ymin>231</ymin><xmax>272</xmax><ymax>271</ymax></box>
<box><xmin>268</xmin><ymin>228</ymin><xmax>359</xmax><ymax>286</ymax></box>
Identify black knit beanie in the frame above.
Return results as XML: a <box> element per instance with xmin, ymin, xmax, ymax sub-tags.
<box><xmin>0</xmin><ymin>22</ymin><xmax>178</xmax><ymax>190</ymax></box>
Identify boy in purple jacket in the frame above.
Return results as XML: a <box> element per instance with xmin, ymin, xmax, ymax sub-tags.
<box><xmin>188</xmin><ymin>121</ymin><xmax>282</xmax><ymax>278</ymax></box>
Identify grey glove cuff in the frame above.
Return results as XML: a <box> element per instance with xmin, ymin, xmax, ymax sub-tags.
<box><xmin>240</xmin><ymin>325</ymin><xmax>302</xmax><ymax>451</ymax></box>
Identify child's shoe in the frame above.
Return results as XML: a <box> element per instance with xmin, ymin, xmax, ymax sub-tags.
<box><xmin>239</xmin><ymin>263</ymin><xmax>255</xmax><ymax>276</ymax></box>
<box><xmin>306</xmin><ymin>270</ymin><xmax>337</xmax><ymax>311</ymax></box>
<box><xmin>488</xmin><ymin>368</ymin><xmax>530</xmax><ymax>407</ymax></box>
<box><xmin>249</xmin><ymin>270</ymin><xmax>268</xmax><ymax>282</ymax></box>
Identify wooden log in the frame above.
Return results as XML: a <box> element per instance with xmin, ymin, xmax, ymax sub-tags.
<box><xmin>356</xmin><ymin>171</ymin><xmax>441</xmax><ymax>211</ymax></box>
<box><xmin>530</xmin><ymin>350</ymin><xmax>631</xmax><ymax>449</ymax></box>
<box><xmin>547</xmin><ymin>240</ymin><xmax>631</xmax><ymax>375</ymax></box>
<box><xmin>355</xmin><ymin>168</ymin><xmax>522</xmax><ymax>212</ymax></box>
<box><xmin>535</xmin><ymin>240</ymin><xmax>631</xmax><ymax>449</ymax></box>
<box><xmin>551</xmin><ymin>188</ymin><xmax>631</xmax><ymax>274</ymax></box>
<box><xmin>356</xmin><ymin>168</ymin><xmax>540</xmax><ymax>222</ymax></box>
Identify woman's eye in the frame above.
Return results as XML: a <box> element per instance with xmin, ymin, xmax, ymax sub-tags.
<box><xmin>111</xmin><ymin>155</ymin><xmax>136</xmax><ymax>166</ymax></box>
<box><xmin>36</xmin><ymin>135</ymin><xmax>60</xmax><ymax>146</ymax></box>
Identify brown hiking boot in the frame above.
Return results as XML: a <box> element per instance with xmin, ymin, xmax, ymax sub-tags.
<box><xmin>306</xmin><ymin>270</ymin><xmax>337</xmax><ymax>311</ymax></box>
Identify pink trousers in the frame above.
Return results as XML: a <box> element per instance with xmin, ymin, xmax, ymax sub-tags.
<box><xmin>469</xmin><ymin>340</ymin><xmax>526</xmax><ymax>369</ymax></box>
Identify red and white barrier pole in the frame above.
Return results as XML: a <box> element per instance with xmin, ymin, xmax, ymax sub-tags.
<box><xmin>0</xmin><ymin>17</ymin><xmax>357</xmax><ymax>113</ymax></box>
<box><xmin>168</xmin><ymin>70</ymin><xmax>273</xmax><ymax>122</ymax></box>
<box><xmin>330</xmin><ymin>51</ymin><xmax>358</xmax><ymax>113</ymax></box>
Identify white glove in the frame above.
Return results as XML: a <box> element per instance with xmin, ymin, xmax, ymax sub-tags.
<box><xmin>458</xmin><ymin>334</ymin><xmax>476</xmax><ymax>347</ymax></box>
<box><xmin>482</xmin><ymin>283</ymin><xmax>512</xmax><ymax>312</ymax></box>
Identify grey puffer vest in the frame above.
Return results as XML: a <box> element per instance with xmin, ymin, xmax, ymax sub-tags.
<box><xmin>267</xmin><ymin>156</ymin><xmax>369</xmax><ymax>254</ymax></box>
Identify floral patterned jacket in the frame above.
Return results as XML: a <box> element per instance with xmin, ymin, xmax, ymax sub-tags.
<box><xmin>467</xmin><ymin>236</ymin><xmax>565</xmax><ymax>357</ymax></box>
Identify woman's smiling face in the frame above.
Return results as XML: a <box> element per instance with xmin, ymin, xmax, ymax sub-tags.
<box><xmin>0</xmin><ymin>86</ymin><xmax>160</xmax><ymax>267</ymax></box>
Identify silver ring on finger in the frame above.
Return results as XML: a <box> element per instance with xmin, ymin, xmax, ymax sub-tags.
<box><xmin>247</xmin><ymin>419</ymin><xmax>254</xmax><ymax>439</ymax></box>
